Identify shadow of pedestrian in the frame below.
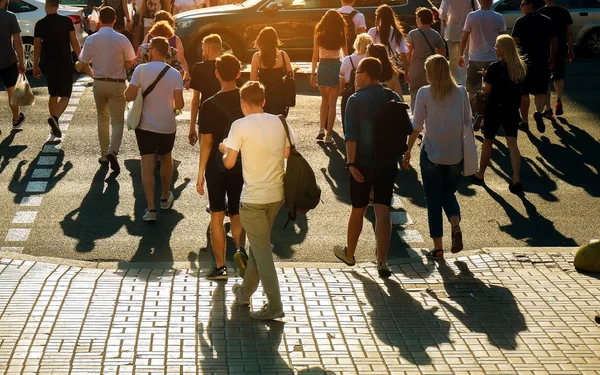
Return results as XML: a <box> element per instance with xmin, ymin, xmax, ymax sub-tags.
<box><xmin>271</xmin><ymin>206</ymin><xmax>307</xmax><ymax>259</ymax></box>
<box><xmin>9</xmin><ymin>147</ymin><xmax>72</xmax><ymax>204</ymax></box>
<box><xmin>483</xmin><ymin>184</ymin><xmax>577</xmax><ymax>246</ymax></box>
<box><xmin>350</xmin><ymin>270</ymin><xmax>451</xmax><ymax>365</ymax></box>
<box><xmin>318</xmin><ymin>140</ymin><xmax>350</xmax><ymax>205</ymax></box>
<box><xmin>122</xmin><ymin>158</ymin><xmax>190</xmax><ymax>266</ymax></box>
<box><xmin>429</xmin><ymin>260</ymin><xmax>527</xmax><ymax>350</ymax></box>
<box><xmin>60</xmin><ymin>166</ymin><xmax>131</xmax><ymax>252</ymax></box>
<box><xmin>0</xmin><ymin>129</ymin><xmax>27</xmax><ymax>176</ymax></box>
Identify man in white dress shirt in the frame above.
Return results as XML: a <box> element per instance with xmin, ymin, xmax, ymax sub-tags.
<box><xmin>440</xmin><ymin>0</ymin><xmax>479</xmax><ymax>85</ymax></box>
<box><xmin>79</xmin><ymin>6</ymin><xmax>136</xmax><ymax>174</ymax></box>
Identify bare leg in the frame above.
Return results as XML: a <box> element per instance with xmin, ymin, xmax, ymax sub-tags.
<box><xmin>554</xmin><ymin>79</ymin><xmax>564</xmax><ymax>101</ymax></box>
<box><xmin>326</xmin><ymin>87</ymin><xmax>339</xmax><ymax>136</ymax></box>
<box><xmin>229</xmin><ymin>214</ymin><xmax>246</xmax><ymax>249</ymax></box>
<box><xmin>48</xmin><ymin>96</ymin><xmax>70</xmax><ymax>119</ymax></box>
<box><xmin>159</xmin><ymin>153</ymin><xmax>173</xmax><ymax>200</ymax></box>
<box><xmin>318</xmin><ymin>87</ymin><xmax>329</xmax><ymax>131</ymax></box>
<box><xmin>373</xmin><ymin>204</ymin><xmax>391</xmax><ymax>263</ymax></box>
<box><xmin>475</xmin><ymin>138</ymin><xmax>494</xmax><ymax>180</ymax></box>
<box><xmin>140</xmin><ymin>154</ymin><xmax>156</xmax><ymax>210</ymax></box>
<box><xmin>433</xmin><ymin>237</ymin><xmax>443</xmax><ymax>250</ymax></box>
<box><xmin>545</xmin><ymin>86</ymin><xmax>552</xmax><ymax>111</ymax></box>
<box><xmin>210</xmin><ymin>211</ymin><xmax>226</xmax><ymax>268</ymax></box>
<box><xmin>520</xmin><ymin>95</ymin><xmax>530</xmax><ymax>123</ymax></box>
<box><xmin>506</xmin><ymin>136</ymin><xmax>521</xmax><ymax>184</ymax></box>
<box><xmin>6</xmin><ymin>86</ymin><xmax>19</xmax><ymax>120</ymax></box>
<box><xmin>534</xmin><ymin>94</ymin><xmax>546</xmax><ymax>113</ymax></box>
<box><xmin>346</xmin><ymin>206</ymin><xmax>368</xmax><ymax>258</ymax></box>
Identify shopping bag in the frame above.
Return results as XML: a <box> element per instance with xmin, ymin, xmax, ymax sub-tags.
<box><xmin>10</xmin><ymin>74</ymin><xmax>35</xmax><ymax>106</ymax></box>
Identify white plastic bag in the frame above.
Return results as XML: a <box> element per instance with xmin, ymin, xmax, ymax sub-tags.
<box><xmin>126</xmin><ymin>65</ymin><xmax>145</xmax><ymax>130</ymax></box>
<box><xmin>10</xmin><ymin>74</ymin><xmax>35</xmax><ymax>107</ymax></box>
<box><xmin>89</xmin><ymin>9</ymin><xmax>99</xmax><ymax>31</ymax></box>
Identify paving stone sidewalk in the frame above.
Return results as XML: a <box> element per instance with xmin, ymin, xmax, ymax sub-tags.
<box><xmin>0</xmin><ymin>252</ymin><xmax>599</xmax><ymax>375</ymax></box>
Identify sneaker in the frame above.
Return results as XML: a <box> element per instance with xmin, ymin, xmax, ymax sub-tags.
<box><xmin>98</xmin><ymin>156</ymin><xmax>109</xmax><ymax>166</ymax></box>
<box><xmin>250</xmin><ymin>303</ymin><xmax>285</xmax><ymax>321</ymax></box>
<box><xmin>377</xmin><ymin>262</ymin><xmax>392</xmax><ymax>278</ymax></box>
<box><xmin>206</xmin><ymin>266</ymin><xmax>228</xmax><ymax>280</ymax></box>
<box><xmin>533</xmin><ymin>112</ymin><xmax>545</xmax><ymax>133</ymax></box>
<box><xmin>555</xmin><ymin>100</ymin><xmax>563</xmax><ymax>116</ymax></box>
<box><xmin>160</xmin><ymin>191</ymin><xmax>174</xmax><ymax>210</ymax></box>
<box><xmin>334</xmin><ymin>245</ymin><xmax>355</xmax><ymax>266</ymax></box>
<box><xmin>143</xmin><ymin>209</ymin><xmax>157</xmax><ymax>222</ymax></box>
<box><xmin>324</xmin><ymin>136</ymin><xmax>334</xmax><ymax>144</ymax></box>
<box><xmin>542</xmin><ymin>109</ymin><xmax>554</xmax><ymax>119</ymax></box>
<box><xmin>47</xmin><ymin>116</ymin><xmax>62</xmax><ymax>138</ymax></box>
<box><xmin>473</xmin><ymin>113</ymin><xmax>483</xmax><ymax>132</ymax></box>
<box><xmin>518</xmin><ymin>122</ymin><xmax>529</xmax><ymax>131</ymax></box>
<box><xmin>106</xmin><ymin>152</ymin><xmax>120</xmax><ymax>174</ymax></box>
<box><xmin>233</xmin><ymin>248</ymin><xmax>248</xmax><ymax>278</ymax></box>
<box><xmin>12</xmin><ymin>113</ymin><xmax>25</xmax><ymax>129</ymax></box>
<box><xmin>232</xmin><ymin>283</ymin><xmax>250</xmax><ymax>305</ymax></box>
<box><xmin>316</xmin><ymin>128</ymin><xmax>325</xmax><ymax>140</ymax></box>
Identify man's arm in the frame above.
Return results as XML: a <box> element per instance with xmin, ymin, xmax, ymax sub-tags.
<box><xmin>69</xmin><ymin>30</ymin><xmax>81</xmax><ymax>57</ymax></box>
<box><xmin>189</xmin><ymin>90</ymin><xmax>200</xmax><ymax>145</ymax></box>
<box><xmin>13</xmin><ymin>33</ymin><xmax>25</xmax><ymax>74</ymax></box>
<box><xmin>222</xmin><ymin>148</ymin><xmax>239</xmax><ymax>170</ymax></box>
<box><xmin>549</xmin><ymin>35</ymin><xmax>557</xmax><ymax>69</ymax></box>
<box><xmin>567</xmin><ymin>24</ymin><xmax>574</xmax><ymax>62</ymax></box>
<box><xmin>196</xmin><ymin>133</ymin><xmax>213</xmax><ymax>195</ymax></box>
<box><xmin>458</xmin><ymin>31</ymin><xmax>470</xmax><ymax>67</ymax></box>
<box><xmin>174</xmin><ymin>89</ymin><xmax>184</xmax><ymax>110</ymax></box>
<box><xmin>124</xmin><ymin>83</ymin><xmax>139</xmax><ymax>102</ymax></box>
<box><xmin>33</xmin><ymin>37</ymin><xmax>42</xmax><ymax>78</ymax></box>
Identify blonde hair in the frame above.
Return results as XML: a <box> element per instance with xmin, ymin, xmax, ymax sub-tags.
<box><xmin>149</xmin><ymin>37</ymin><xmax>169</xmax><ymax>57</ymax></box>
<box><xmin>496</xmin><ymin>34</ymin><xmax>527</xmax><ymax>83</ymax></box>
<box><xmin>240</xmin><ymin>81</ymin><xmax>265</xmax><ymax>107</ymax></box>
<box><xmin>202</xmin><ymin>34</ymin><xmax>222</xmax><ymax>51</ymax></box>
<box><xmin>353</xmin><ymin>33</ymin><xmax>373</xmax><ymax>55</ymax></box>
<box><xmin>425</xmin><ymin>54</ymin><xmax>457</xmax><ymax>101</ymax></box>
<box><xmin>149</xmin><ymin>21</ymin><xmax>174</xmax><ymax>39</ymax></box>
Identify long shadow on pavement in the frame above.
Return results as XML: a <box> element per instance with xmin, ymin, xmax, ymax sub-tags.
<box><xmin>0</xmin><ymin>129</ymin><xmax>27</xmax><ymax>176</ymax></box>
<box><xmin>121</xmin><ymin>159</ymin><xmax>190</xmax><ymax>266</ymax></box>
<box><xmin>483</xmin><ymin>184</ymin><xmax>577</xmax><ymax>246</ymax></box>
<box><xmin>351</xmin><ymin>270</ymin><xmax>451</xmax><ymax>365</ymax></box>
<box><xmin>60</xmin><ymin>166</ymin><xmax>131</xmax><ymax>252</ymax></box>
<box><xmin>429</xmin><ymin>260</ymin><xmax>527</xmax><ymax>350</ymax></box>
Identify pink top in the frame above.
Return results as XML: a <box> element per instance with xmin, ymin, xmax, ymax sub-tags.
<box><xmin>319</xmin><ymin>47</ymin><xmax>342</xmax><ymax>59</ymax></box>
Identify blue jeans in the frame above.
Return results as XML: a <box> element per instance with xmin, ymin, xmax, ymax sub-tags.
<box><xmin>420</xmin><ymin>150</ymin><xmax>463</xmax><ymax>238</ymax></box>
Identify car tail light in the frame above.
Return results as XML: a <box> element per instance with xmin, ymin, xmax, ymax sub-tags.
<box><xmin>69</xmin><ymin>15</ymin><xmax>82</xmax><ymax>25</ymax></box>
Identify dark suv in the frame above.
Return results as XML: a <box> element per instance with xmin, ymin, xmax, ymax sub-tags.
<box><xmin>174</xmin><ymin>0</ymin><xmax>440</xmax><ymax>64</ymax></box>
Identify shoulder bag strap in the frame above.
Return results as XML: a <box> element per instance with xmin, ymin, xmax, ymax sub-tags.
<box><xmin>471</xmin><ymin>0</ymin><xmax>476</xmax><ymax>11</ymax></box>
<box><xmin>349</xmin><ymin>55</ymin><xmax>356</xmax><ymax>71</ymax></box>
<box><xmin>282</xmin><ymin>51</ymin><xmax>289</xmax><ymax>75</ymax></box>
<box><xmin>142</xmin><ymin>65</ymin><xmax>170</xmax><ymax>98</ymax></box>
<box><xmin>417</xmin><ymin>28</ymin><xmax>436</xmax><ymax>55</ymax></box>
<box><xmin>278</xmin><ymin>114</ymin><xmax>294</xmax><ymax>148</ymax></box>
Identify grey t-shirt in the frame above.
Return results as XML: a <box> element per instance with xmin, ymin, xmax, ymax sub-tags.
<box><xmin>406</xmin><ymin>27</ymin><xmax>445</xmax><ymax>61</ymax></box>
<box><xmin>0</xmin><ymin>9</ymin><xmax>21</xmax><ymax>69</ymax></box>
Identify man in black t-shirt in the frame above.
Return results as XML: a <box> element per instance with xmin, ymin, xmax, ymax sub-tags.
<box><xmin>196</xmin><ymin>54</ymin><xmax>247</xmax><ymax>281</ymax></box>
<box><xmin>512</xmin><ymin>0</ymin><xmax>557</xmax><ymax>134</ymax></box>
<box><xmin>33</xmin><ymin>0</ymin><xmax>81</xmax><ymax>138</ymax></box>
<box><xmin>539</xmin><ymin>0</ymin><xmax>573</xmax><ymax>117</ymax></box>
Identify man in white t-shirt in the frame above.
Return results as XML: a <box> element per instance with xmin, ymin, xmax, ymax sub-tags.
<box><xmin>125</xmin><ymin>37</ymin><xmax>184</xmax><ymax>222</ymax></box>
<box><xmin>440</xmin><ymin>0</ymin><xmax>479</xmax><ymax>84</ymax></box>
<box><xmin>338</xmin><ymin>0</ymin><xmax>366</xmax><ymax>53</ymax></box>
<box><xmin>459</xmin><ymin>0</ymin><xmax>506</xmax><ymax>94</ymax></box>
<box><xmin>220</xmin><ymin>81</ymin><xmax>296</xmax><ymax>321</ymax></box>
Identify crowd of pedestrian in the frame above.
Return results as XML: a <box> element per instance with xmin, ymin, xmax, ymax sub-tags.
<box><xmin>0</xmin><ymin>0</ymin><xmax>578</xmax><ymax>320</ymax></box>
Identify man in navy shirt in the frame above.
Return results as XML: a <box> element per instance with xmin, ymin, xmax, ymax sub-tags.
<box><xmin>334</xmin><ymin>57</ymin><xmax>408</xmax><ymax>278</ymax></box>
<box><xmin>512</xmin><ymin>0</ymin><xmax>557</xmax><ymax>133</ymax></box>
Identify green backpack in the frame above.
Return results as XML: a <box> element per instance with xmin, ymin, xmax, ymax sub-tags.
<box><xmin>278</xmin><ymin>115</ymin><xmax>321</xmax><ymax>227</ymax></box>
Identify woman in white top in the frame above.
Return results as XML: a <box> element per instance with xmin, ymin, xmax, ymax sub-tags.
<box><xmin>311</xmin><ymin>9</ymin><xmax>348</xmax><ymax>144</ymax></box>
<box><xmin>366</xmin><ymin>43</ymin><xmax>403</xmax><ymax>97</ymax></box>
<box><xmin>339</xmin><ymin>32</ymin><xmax>372</xmax><ymax>129</ymax></box>
<box><xmin>172</xmin><ymin>0</ymin><xmax>205</xmax><ymax>14</ymax></box>
<box><xmin>402</xmin><ymin>55</ymin><xmax>471</xmax><ymax>260</ymax></box>
<box><xmin>367</xmin><ymin>5</ymin><xmax>408</xmax><ymax>76</ymax></box>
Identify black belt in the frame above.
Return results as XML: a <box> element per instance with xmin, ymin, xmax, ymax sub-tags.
<box><xmin>94</xmin><ymin>77</ymin><xmax>126</xmax><ymax>83</ymax></box>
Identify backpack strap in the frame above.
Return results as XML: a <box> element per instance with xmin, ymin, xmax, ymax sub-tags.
<box><xmin>277</xmin><ymin>114</ymin><xmax>294</xmax><ymax>148</ymax></box>
<box><xmin>384</xmin><ymin>87</ymin><xmax>394</xmax><ymax>102</ymax></box>
<box><xmin>142</xmin><ymin>65</ymin><xmax>170</xmax><ymax>98</ymax></box>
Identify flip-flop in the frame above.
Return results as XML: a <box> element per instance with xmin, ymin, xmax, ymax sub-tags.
<box><xmin>425</xmin><ymin>249</ymin><xmax>444</xmax><ymax>260</ymax></box>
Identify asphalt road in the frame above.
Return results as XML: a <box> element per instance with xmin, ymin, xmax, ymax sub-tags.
<box><xmin>0</xmin><ymin>59</ymin><xmax>599</xmax><ymax>266</ymax></box>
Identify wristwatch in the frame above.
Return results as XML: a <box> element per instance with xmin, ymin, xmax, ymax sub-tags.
<box><xmin>346</xmin><ymin>162</ymin><xmax>356</xmax><ymax>168</ymax></box>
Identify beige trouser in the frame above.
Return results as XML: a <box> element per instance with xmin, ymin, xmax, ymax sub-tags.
<box><xmin>448</xmin><ymin>41</ymin><xmax>467</xmax><ymax>86</ymax></box>
<box><xmin>238</xmin><ymin>201</ymin><xmax>283</xmax><ymax>308</ymax></box>
<box><xmin>93</xmin><ymin>80</ymin><xmax>126</xmax><ymax>157</ymax></box>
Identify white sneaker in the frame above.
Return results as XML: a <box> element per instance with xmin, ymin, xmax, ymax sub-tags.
<box><xmin>334</xmin><ymin>245</ymin><xmax>355</xmax><ymax>266</ymax></box>
<box><xmin>160</xmin><ymin>191</ymin><xmax>174</xmax><ymax>210</ymax></box>
<box><xmin>324</xmin><ymin>136</ymin><xmax>334</xmax><ymax>144</ymax></box>
<box><xmin>316</xmin><ymin>128</ymin><xmax>325</xmax><ymax>140</ymax></box>
<box><xmin>250</xmin><ymin>303</ymin><xmax>284</xmax><ymax>320</ymax></box>
<box><xmin>232</xmin><ymin>283</ymin><xmax>250</xmax><ymax>306</ymax></box>
<box><xmin>143</xmin><ymin>209</ymin><xmax>157</xmax><ymax>222</ymax></box>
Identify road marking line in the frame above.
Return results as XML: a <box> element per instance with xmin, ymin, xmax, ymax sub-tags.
<box><xmin>397</xmin><ymin>229</ymin><xmax>424</xmax><ymax>243</ymax></box>
<box><xmin>391</xmin><ymin>196</ymin><xmax>403</xmax><ymax>209</ymax></box>
<box><xmin>72</xmin><ymin>86</ymin><xmax>86</xmax><ymax>92</ymax></box>
<box><xmin>19</xmin><ymin>197</ymin><xmax>43</xmax><ymax>206</ymax></box>
<box><xmin>12</xmin><ymin>212</ymin><xmax>38</xmax><ymax>224</ymax></box>
<box><xmin>36</xmin><ymin>156</ymin><xmax>57</xmax><ymax>166</ymax></box>
<box><xmin>0</xmin><ymin>246</ymin><xmax>24</xmax><ymax>253</ymax></box>
<box><xmin>64</xmin><ymin>106</ymin><xmax>77</xmax><ymax>113</ymax></box>
<box><xmin>60</xmin><ymin>114</ymin><xmax>73</xmax><ymax>122</ymax></box>
<box><xmin>25</xmin><ymin>181</ymin><xmax>48</xmax><ymax>193</ymax></box>
<box><xmin>42</xmin><ymin>144</ymin><xmax>60</xmax><ymax>153</ymax></box>
<box><xmin>6</xmin><ymin>229</ymin><xmax>31</xmax><ymax>242</ymax></box>
<box><xmin>59</xmin><ymin>124</ymin><xmax>69</xmax><ymax>131</ymax></box>
<box><xmin>31</xmin><ymin>169</ymin><xmax>53</xmax><ymax>179</ymax></box>
<box><xmin>390</xmin><ymin>211</ymin><xmax>413</xmax><ymax>226</ymax></box>
<box><xmin>68</xmin><ymin>98</ymin><xmax>80</xmax><ymax>105</ymax></box>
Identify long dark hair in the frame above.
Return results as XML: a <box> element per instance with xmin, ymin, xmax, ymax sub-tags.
<box><xmin>254</xmin><ymin>27</ymin><xmax>281</xmax><ymax>68</ymax></box>
<box><xmin>315</xmin><ymin>9</ymin><xmax>347</xmax><ymax>51</ymax></box>
<box><xmin>375</xmin><ymin>5</ymin><xmax>405</xmax><ymax>51</ymax></box>
<box><xmin>367</xmin><ymin>43</ymin><xmax>397</xmax><ymax>82</ymax></box>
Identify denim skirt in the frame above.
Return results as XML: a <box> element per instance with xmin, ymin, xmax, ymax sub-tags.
<box><xmin>317</xmin><ymin>58</ymin><xmax>342</xmax><ymax>87</ymax></box>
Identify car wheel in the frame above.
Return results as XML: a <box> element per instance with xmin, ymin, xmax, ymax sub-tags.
<box><xmin>194</xmin><ymin>32</ymin><xmax>245</xmax><ymax>64</ymax></box>
<box><xmin>583</xmin><ymin>29</ymin><xmax>600</xmax><ymax>57</ymax></box>
<box><xmin>22</xmin><ymin>37</ymin><xmax>35</xmax><ymax>72</ymax></box>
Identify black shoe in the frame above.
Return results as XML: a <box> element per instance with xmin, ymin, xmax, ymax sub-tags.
<box><xmin>206</xmin><ymin>266</ymin><xmax>228</xmax><ymax>280</ymax></box>
<box><xmin>533</xmin><ymin>112</ymin><xmax>545</xmax><ymax>133</ymax></box>
<box><xmin>377</xmin><ymin>262</ymin><xmax>392</xmax><ymax>278</ymax></box>
<box><xmin>518</xmin><ymin>122</ymin><xmax>529</xmax><ymax>131</ymax></box>
<box><xmin>509</xmin><ymin>182</ymin><xmax>524</xmax><ymax>195</ymax></box>
<box><xmin>473</xmin><ymin>114</ymin><xmax>483</xmax><ymax>132</ymax></box>
<box><xmin>555</xmin><ymin>100</ymin><xmax>563</xmax><ymax>116</ymax></box>
<box><xmin>98</xmin><ymin>156</ymin><xmax>109</xmax><ymax>166</ymax></box>
<box><xmin>233</xmin><ymin>248</ymin><xmax>248</xmax><ymax>278</ymax></box>
<box><xmin>13</xmin><ymin>113</ymin><xmax>25</xmax><ymax>129</ymax></box>
<box><xmin>106</xmin><ymin>152</ymin><xmax>120</xmax><ymax>174</ymax></box>
<box><xmin>47</xmin><ymin>116</ymin><xmax>62</xmax><ymax>138</ymax></box>
<box><xmin>542</xmin><ymin>109</ymin><xmax>554</xmax><ymax>119</ymax></box>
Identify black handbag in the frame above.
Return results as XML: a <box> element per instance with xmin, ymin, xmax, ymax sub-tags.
<box><xmin>282</xmin><ymin>52</ymin><xmax>296</xmax><ymax>107</ymax></box>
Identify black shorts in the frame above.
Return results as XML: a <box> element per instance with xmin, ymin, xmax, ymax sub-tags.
<box><xmin>135</xmin><ymin>128</ymin><xmax>176</xmax><ymax>156</ymax></box>
<box><xmin>205</xmin><ymin>162</ymin><xmax>243</xmax><ymax>215</ymax></box>
<box><xmin>551</xmin><ymin>54</ymin><xmax>567</xmax><ymax>81</ymax></box>
<box><xmin>46</xmin><ymin>68</ymin><xmax>73</xmax><ymax>98</ymax></box>
<box><xmin>0</xmin><ymin>63</ymin><xmax>19</xmax><ymax>89</ymax></box>
<box><xmin>349</xmin><ymin>165</ymin><xmax>398</xmax><ymax>208</ymax></box>
<box><xmin>523</xmin><ymin>64</ymin><xmax>550</xmax><ymax>95</ymax></box>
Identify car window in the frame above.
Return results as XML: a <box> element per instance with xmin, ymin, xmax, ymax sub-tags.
<box><xmin>354</xmin><ymin>0</ymin><xmax>408</xmax><ymax>6</ymax></box>
<box><xmin>495</xmin><ymin>0</ymin><xmax>521</xmax><ymax>12</ymax></box>
<box><xmin>273</xmin><ymin>0</ymin><xmax>335</xmax><ymax>9</ymax></box>
<box><xmin>556</xmin><ymin>0</ymin><xmax>600</xmax><ymax>8</ymax></box>
<box><xmin>7</xmin><ymin>0</ymin><xmax>38</xmax><ymax>13</ymax></box>
<box><xmin>60</xmin><ymin>0</ymin><xmax>102</xmax><ymax>7</ymax></box>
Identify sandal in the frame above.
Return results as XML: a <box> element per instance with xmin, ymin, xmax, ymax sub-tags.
<box><xmin>425</xmin><ymin>249</ymin><xmax>444</xmax><ymax>260</ymax></box>
<box><xmin>451</xmin><ymin>226</ymin><xmax>463</xmax><ymax>254</ymax></box>
<box><xmin>470</xmin><ymin>175</ymin><xmax>485</xmax><ymax>185</ymax></box>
